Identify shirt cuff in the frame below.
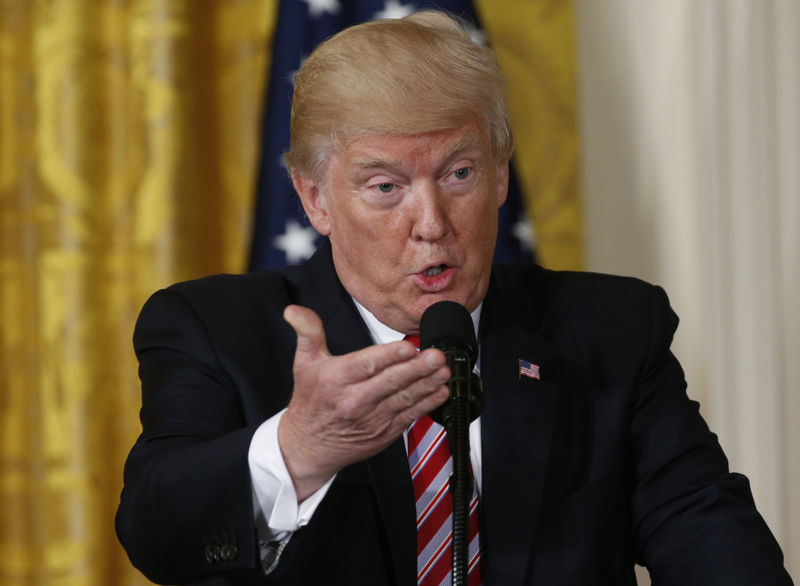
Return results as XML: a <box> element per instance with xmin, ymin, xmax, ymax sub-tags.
<box><xmin>248</xmin><ymin>409</ymin><xmax>336</xmax><ymax>533</ymax></box>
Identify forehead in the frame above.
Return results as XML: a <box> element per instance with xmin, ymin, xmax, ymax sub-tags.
<box><xmin>336</xmin><ymin>123</ymin><xmax>490</xmax><ymax>171</ymax></box>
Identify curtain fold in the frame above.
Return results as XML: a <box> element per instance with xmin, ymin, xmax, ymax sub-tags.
<box><xmin>0</xmin><ymin>2</ymin><xmax>277</xmax><ymax>584</ymax></box>
<box><xmin>577</xmin><ymin>1</ymin><xmax>799</xmax><ymax>581</ymax></box>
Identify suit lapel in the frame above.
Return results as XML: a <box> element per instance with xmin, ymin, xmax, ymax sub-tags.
<box><xmin>297</xmin><ymin>241</ymin><xmax>416</xmax><ymax>585</ymax></box>
<box><xmin>365</xmin><ymin>441</ymin><xmax>417</xmax><ymax>586</ymax></box>
<box><xmin>479</xmin><ymin>268</ymin><xmax>589</xmax><ymax>584</ymax></box>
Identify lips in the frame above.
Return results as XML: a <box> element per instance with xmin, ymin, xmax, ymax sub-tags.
<box><xmin>414</xmin><ymin>263</ymin><xmax>455</xmax><ymax>292</ymax></box>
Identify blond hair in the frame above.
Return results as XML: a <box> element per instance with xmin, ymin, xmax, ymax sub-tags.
<box><xmin>285</xmin><ymin>10</ymin><xmax>513</xmax><ymax>180</ymax></box>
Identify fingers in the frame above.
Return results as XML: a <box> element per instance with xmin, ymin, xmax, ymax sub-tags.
<box><xmin>344</xmin><ymin>347</ymin><xmax>450</xmax><ymax>424</ymax></box>
<box><xmin>400</xmin><ymin>383</ymin><xmax>451</xmax><ymax>427</ymax></box>
<box><xmin>283</xmin><ymin>303</ymin><xmax>451</xmax><ymax>426</ymax></box>
<box><xmin>338</xmin><ymin>342</ymin><xmax>449</xmax><ymax>403</ymax></box>
<box><xmin>371</xmin><ymin>349</ymin><xmax>449</xmax><ymax>399</ymax></box>
<box><xmin>284</xmin><ymin>304</ymin><xmax>331</xmax><ymax>362</ymax></box>
<box><xmin>381</xmin><ymin>377</ymin><xmax>451</xmax><ymax>430</ymax></box>
<box><xmin>337</xmin><ymin>339</ymin><xmax>422</xmax><ymax>382</ymax></box>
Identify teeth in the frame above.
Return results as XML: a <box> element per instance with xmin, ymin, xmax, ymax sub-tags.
<box><xmin>423</xmin><ymin>265</ymin><xmax>445</xmax><ymax>277</ymax></box>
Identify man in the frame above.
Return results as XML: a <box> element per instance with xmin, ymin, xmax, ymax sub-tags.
<box><xmin>116</xmin><ymin>10</ymin><xmax>792</xmax><ymax>586</ymax></box>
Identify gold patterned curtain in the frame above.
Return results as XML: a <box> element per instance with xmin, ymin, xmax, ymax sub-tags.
<box><xmin>0</xmin><ymin>1</ymin><xmax>577</xmax><ymax>585</ymax></box>
<box><xmin>477</xmin><ymin>0</ymin><xmax>582</xmax><ymax>270</ymax></box>
<box><xmin>0</xmin><ymin>1</ymin><xmax>277</xmax><ymax>584</ymax></box>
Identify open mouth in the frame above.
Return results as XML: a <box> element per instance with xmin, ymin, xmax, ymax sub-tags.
<box><xmin>422</xmin><ymin>264</ymin><xmax>447</xmax><ymax>277</ymax></box>
<box><xmin>414</xmin><ymin>264</ymin><xmax>454</xmax><ymax>292</ymax></box>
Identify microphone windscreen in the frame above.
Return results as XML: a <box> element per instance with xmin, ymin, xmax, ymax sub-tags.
<box><xmin>419</xmin><ymin>301</ymin><xmax>477</xmax><ymax>362</ymax></box>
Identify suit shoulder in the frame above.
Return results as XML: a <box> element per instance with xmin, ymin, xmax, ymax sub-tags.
<box><xmin>492</xmin><ymin>263</ymin><xmax>662</xmax><ymax>310</ymax></box>
<box><xmin>170</xmin><ymin>267</ymin><xmax>300</xmax><ymax>298</ymax></box>
<box><xmin>492</xmin><ymin>263</ymin><xmax>677</xmax><ymax>347</ymax></box>
<box><xmin>137</xmin><ymin>269</ymin><xmax>302</xmax><ymax>336</ymax></box>
<box><xmin>490</xmin><ymin>264</ymin><xmax>679</xmax><ymax>384</ymax></box>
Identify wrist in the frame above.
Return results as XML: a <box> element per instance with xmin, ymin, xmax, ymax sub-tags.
<box><xmin>277</xmin><ymin>412</ymin><xmax>336</xmax><ymax>502</ymax></box>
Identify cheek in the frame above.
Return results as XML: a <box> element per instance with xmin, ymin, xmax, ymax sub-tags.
<box><xmin>460</xmin><ymin>196</ymin><xmax>498</xmax><ymax>239</ymax></box>
<box><xmin>331</xmin><ymin>217</ymin><xmax>406</xmax><ymax>276</ymax></box>
<box><xmin>457</xmin><ymin>203</ymin><xmax>499</xmax><ymax>271</ymax></box>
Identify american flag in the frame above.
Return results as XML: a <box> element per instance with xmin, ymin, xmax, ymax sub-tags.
<box><xmin>518</xmin><ymin>359</ymin><xmax>540</xmax><ymax>380</ymax></box>
<box><xmin>249</xmin><ymin>0</ymin><xmax>536</xmax><ymax>271</ymax></box>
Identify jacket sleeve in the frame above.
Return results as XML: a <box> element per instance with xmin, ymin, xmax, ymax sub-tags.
<box><xmin>630</xmin><ymin>286</ymin><xmax>792</xmax><ymax>585</ymax></box>
<box><xmin>115</xmin><ymin>287</ymin><xmax>265</xmax><ymax>584</ymax></box>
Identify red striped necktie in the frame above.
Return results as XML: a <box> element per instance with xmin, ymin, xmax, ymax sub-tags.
<box><xmin>405</xmin><ymin>335</ymin><xmax>481</xmax><ymax>585</ymax></box>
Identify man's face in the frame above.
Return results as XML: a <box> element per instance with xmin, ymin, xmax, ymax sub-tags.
<box><xmin>294</xmin><ymin>122</ymin><xmax>508</xmax><ymax>334</ymax></box>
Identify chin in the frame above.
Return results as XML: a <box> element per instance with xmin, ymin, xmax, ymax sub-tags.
<box><xmin>422</xmin><ymin>291</ymin><xmax>473</xmax><ymax>311</ymax></box>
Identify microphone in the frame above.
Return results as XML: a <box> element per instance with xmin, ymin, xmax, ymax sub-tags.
<box><xmin>419</xmin><ymin>300</ymin><xmax>483</xmax><ymax>586</ymax></box>
<box><xmin>419</xmin><ymin>300</ymin><xmax>483</xmax><ymax>424</ymax></box>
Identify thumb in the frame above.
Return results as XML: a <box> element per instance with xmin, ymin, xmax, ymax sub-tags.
<box><xmin>283</xmin><ymin>304</ymin><xmax>331</xmax><ymax>362</ymax></box>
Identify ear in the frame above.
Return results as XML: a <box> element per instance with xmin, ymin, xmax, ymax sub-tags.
<box><xmin>496</xmin><ymin>160</ymin><xmax>510</xmax><ymax>208</ymax></box>
<box><xmin>291</xmin><ymin>170</ymin><xmax>331</xmax><ymax>236</ymax></box>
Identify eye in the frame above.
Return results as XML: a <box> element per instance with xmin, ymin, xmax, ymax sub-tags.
<box><xmin>377</xmin><ymin>182</ymin><xmax>395</xmax><ymax>193</ymax></box>
<box><xmin>453</xmin><ymin>167</ymin><xmax>471</xmax><ymax>180</ymax></box>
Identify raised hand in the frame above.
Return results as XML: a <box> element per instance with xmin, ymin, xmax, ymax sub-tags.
<box><xmin>278</xmin><ymin>304</ymin><xmax>451</xmax><ymax>501</ymax></box>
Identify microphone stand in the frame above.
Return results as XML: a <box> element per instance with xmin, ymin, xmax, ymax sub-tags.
<box><xmin>438</xmin><ymin>351</ymin><xmax>482</xmax><ymax>586</ymax></box>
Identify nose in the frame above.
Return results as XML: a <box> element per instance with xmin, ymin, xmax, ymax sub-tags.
<box><xmin>410</xmin><ymin>182</ymin><xmax>450</xmax><ymax>242</ymax></box>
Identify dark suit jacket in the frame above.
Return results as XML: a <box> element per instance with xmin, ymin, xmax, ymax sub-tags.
<box><xmin>116</xmin><ymin>241</ymin><xmax>791</xmax><ymax>585</ymax></box>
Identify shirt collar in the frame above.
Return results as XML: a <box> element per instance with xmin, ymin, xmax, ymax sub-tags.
<box><xmin>352</xmin><ymin>299</ymin><xmax>482</xmax><ymax>346</ymax></box>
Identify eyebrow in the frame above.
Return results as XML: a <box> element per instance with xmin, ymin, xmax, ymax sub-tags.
<box><xmin>351</xmin><ymin>156</ymin><xmax>400</xmax><ymax>170</ymax></box>
<box><xmin>350</xmin><ymin>135</ymin><xmax>484</xmax><ymax>172</ymax></box>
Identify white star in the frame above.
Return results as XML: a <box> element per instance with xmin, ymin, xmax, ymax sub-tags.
<box><xmin>512</xmin><ymin>216</ymin><xmax>536</xmax><ymax>251</ymax></box>
<box><xmin>274</xmin><ymin>220</ymin><xmax>319</xmax><ymax>264</ymax></box>
<box><xmin>302</xmin><ymin>0</ymin><xmax>340</xmax><ymax>19</ymax></box>
<box><xmin>374</xmin><ymin>0</ymin><xmax>416</xmax><ymax>20</ymax></box>
<box><xmin>277</xmin><ymin>154</ymin><xmax>289</xmax><ymax>172</ymax></box>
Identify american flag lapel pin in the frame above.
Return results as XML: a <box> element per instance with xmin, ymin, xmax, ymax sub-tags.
<box><xmin>518</xmin><ymin>359</ymin><xmax>541</xmax><ymax>380</ymax></box>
